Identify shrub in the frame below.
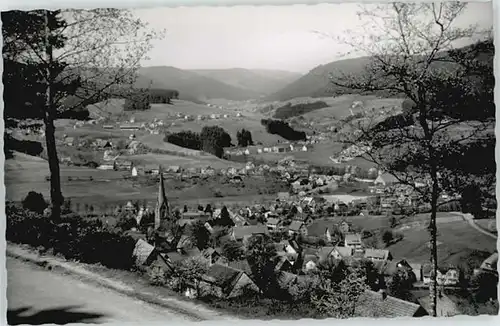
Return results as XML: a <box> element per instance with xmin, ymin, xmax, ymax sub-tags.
<box><xmin>22</xmin><ymin>191</ymin><xmax>48</xmax><ymax>214</ymax></box>
<box><xmin>6</xmin><ymin>203</ymin><xmax>136</xmax><ymax>271</ymax></box>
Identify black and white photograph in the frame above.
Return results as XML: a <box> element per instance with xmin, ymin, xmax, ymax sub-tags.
<box><xmin>2</xmin><ymin>1</ymin><xmax>497</xmax><ymax>324</ymax></box>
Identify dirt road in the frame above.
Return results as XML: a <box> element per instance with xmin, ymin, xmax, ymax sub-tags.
<box><xmin>7</xmin><ymin>257</ymin><xmax>194</xmax><ymax>324</ymax></box>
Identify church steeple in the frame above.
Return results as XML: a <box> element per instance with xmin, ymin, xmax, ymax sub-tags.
<box><xmin>154</xmin><ymin>165</ymin><xmax>169</xmax><ymax>230</ymax></box>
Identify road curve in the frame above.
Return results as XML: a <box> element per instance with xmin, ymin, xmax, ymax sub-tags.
<box><xmin>457</xmin><ymin>213</ymin><xmax>498</xmax><ymax>240</ymax></box>
<box><xmin>7</xmin><ymin>257</ymin><xmax>193</xmax><ymax>324</ymax></box>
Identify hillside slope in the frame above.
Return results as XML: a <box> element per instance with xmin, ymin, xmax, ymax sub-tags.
<box><xmin>267</xmin><ymin>40</ymin><xmax>493</xmax><ymax>102</ymax></box>
<box><xmin>136</xmin><ymin>66</ymin><xmax>261</xmax><ymax>101</ymax></box>
<box><xmin>191</xmin><ymin>68</ymin><xmax>301</xmax><ymax>96</ymax></box>
<box><xmin>265</xmin><ymin>56</ymin><xmax>373</xmax><ymax>101</ymax></box>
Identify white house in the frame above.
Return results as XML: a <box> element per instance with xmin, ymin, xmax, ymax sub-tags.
<box><xmin>131</xmin><ymin>166</ymin><xmax>138</xmax><ymax>177</ymax></box>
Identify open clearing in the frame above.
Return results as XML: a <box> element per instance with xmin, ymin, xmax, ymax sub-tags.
<box><xmin>5</xmin><ymin>152</ymin><xmax>278</xmax><ymax>210</ymax></box>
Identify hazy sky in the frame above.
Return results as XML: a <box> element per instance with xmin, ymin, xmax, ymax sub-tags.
<box><xmin>135</xmin><ymin>2</ymin><xmax>492</xmax><ymax>73</ymax></box>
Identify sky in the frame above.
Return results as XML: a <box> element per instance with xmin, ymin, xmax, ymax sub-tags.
<box><xmin>135</xmin><ymin>2</ymin><xmax>493</xmax><ymax>73</ymax></box>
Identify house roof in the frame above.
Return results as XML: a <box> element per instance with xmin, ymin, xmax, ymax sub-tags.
<box><xmin>334</xmin><ymin>246</ymin><xmax>354</xmax><ymax>258</ymax></box>
<box><xmin>232</xmin><ymin>225</ymin><xmax>269</xmax><ymax>240</ymax></box>
<box><xmin>364</xmin><ymin>249</ymin><xmax>391</xmax><ymax>260</ymax></box>
<box><xmin>375</xmin><ymin>173</ymin><xmax>399</xmax><ymax>185</ymax></box>
<box><xmin>267</xmin><ymin>217</ymin><xmax>280</xmax><ymax>225</ymax></box>
<box><xmin>202</xmin><ymin>264</ymin><xmax>246</xmax><ymax>295</ymax></box>
<box><xmin>345</xmin><ymin>233</ymin><xmax>362</xmax><ymax>243</ymax></box>
<box><xmin>317</xmin><ymin>246</ymin><xmax>335</xmax><ymax>262</ymax></box>
<box><xmin>289</xmin><ymin>221</ymin><xmax>304</xmax><ymax>232</ymax></box>
<box><xmin>355</xmin><ymin>290</ymin><xmax>427</xmax><ymax>318</ymax></box>
<box><xmin>132</xmin><ymin>239</ymin><xmax>156</xmax><ymax>266</ymax></box>
<box><xmin>228</xmin><ymin>260</ymin><xmax>253</xmax><ymax>276</ymax></box>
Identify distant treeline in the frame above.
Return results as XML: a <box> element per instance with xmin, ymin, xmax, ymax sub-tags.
<box><xmin>4</xmin><ymin>133</ymin><xmax>44</xmax><ymax>159</ymax></box>
<box><xmin>165</xmin><ymin>131</ymin><xmax>201</xmax><ymax>150</ymax></box>
<box><xmin>164</xmin><ymin>126</ymin><xmax>232</xmax><ymax>158</ymax></box>
<box><xmin>273</xmin><ymin>101</ymin><xmax>329</xmax><ymax>120</ymax></box>
<box><xmin>124</xmin><ymin>88</ymin><xmax>180</xmax><ymax>111</ymax></box>
<box><xmin>260</xmin><ymin>118</ymin><xmax>307</xmax><ymax>141</ymax></box>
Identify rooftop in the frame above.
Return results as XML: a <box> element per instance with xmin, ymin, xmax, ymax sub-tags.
<box><xmin>355</xmin><ymin>290</ymin><xmax>428</xmax><ymax>318</ymax></box>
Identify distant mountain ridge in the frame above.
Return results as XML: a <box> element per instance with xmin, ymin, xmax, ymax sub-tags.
<box><xmin>190</xmin><ymin>68</ymin><xmax>301</xmax><ymax>96</ymax></box>
<box><xmin>136</xmin><ymin>66</ymin><xmax>301</xmax><ymax>102</ymax></box>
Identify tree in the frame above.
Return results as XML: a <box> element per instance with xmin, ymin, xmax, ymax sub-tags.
<box><xmin>204</xmin><ymin>204</ymin><xmax>213</xmax><ymax>217</ymax></box>
<box><xmin>330</xmin><ymin>3</ymin><xmax>493</xmax><ymax>316</ymax></box>
<box><xmin>189</xmin><ymin>221</ymin><xmax>211</xmax><ymax>250</ymax></box>
<box><xmin>236</xmin><ymin>129</ymin><xmax>254</xmax><ymax>147</ymax></box>
<box><xmin>222</xmin><ymin>240</ymin><xmax>245</xmax><ymax>262</ymax></box>
<box><xmin>311</xmin><ymin>265</ymin><xmax>368</xmax><ymax>318</ymax></box>
<box><xmin>172</xmin><ymin>256</ymin><xmax>209</xmax><ymax>298</ymax></box>
<box><xmin>2</xmin><ymin>9</ymin><xmax>161</xmax><ymax>220</ymax></box>
<box><xmin>183</xmin><ymin>205</ymin><xmax>188</xmax><ymax>213</ymax></box>
<box><xmin>245</xmin><ymin>233</ymin><xmax>278</xmax><ymax>294</ymax></box>
<box><xmin>213</xmin><ymin>206</ymin><xmax>234</xmax><ymax>227</ymax></box>
<box><xmin>387</xmin><ymin>269</ymin><xmax>414</xmax><ymax>301</ymax></box>
<box><xmin>22</xmin><ymin>191</ymin><xmax>48</xmax><ymax>214</ymax></box>
<box><xmin>200</xmin><ymin>126</ymin><xmax>232</xmax><ymax>158</ymax></box>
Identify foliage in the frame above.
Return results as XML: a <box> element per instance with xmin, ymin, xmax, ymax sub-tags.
<box><xmin>211</xmin><ymin>206</ymin><xmax>235</xmax><ymax>227</ymax></box>
<box><xmin>200</xmin><ymin>126</ymin><xmax>232</xmax><ymax>158</ymax></box>
<box><xmin>22</xmin><ymin>191</ymin><xmax>48</xmax><ymax>214</ymax></box>
<box><xmin>387</xmin><ymin>269</ymin><xmax>414</xmax><ymax>301</ymax></box>
<box><xmin>147</xmin><ymin>260</ymin><xmax>167</xmax><ymax>286</ymax></box>
<box><xmin>470</xmin><ymin>272</ymin><xmax>499</xmax><ymax>303</ymax></box>
<box><xmin>148</xmin><ymin>88</ymin><xmax>179</xmax><ymax>104</ymax></box>
<box><xmin>4</xmin><ymin>133</ymin><xmax>44</xmax><ymax>157</ymax></box>
<box><xmin>260</xmin><ymin>118</ymin><xmax>306</xmax><ymax>141</ymax></box>
<box><xmin>222</xmin><ymin>240</ymin><xmax>245</xmax><ymax>262</ymax></box>
<box><xmin>273</xmin><ymin>101</ymin><xmax>329</xmax><ymax>120</ymax></box>
<box><xmin>171</xmin><ymin>256</ymin><xmax>210</xmax><ymax>297</ymax></box>
<box><xmin>310</xmin><ymin>266</ymin><xmax>368</xmax><ymax>318</ymax></box>
<box><xmin>189</xmin><ymin>221</ymin><xmax>211</xmax><ymax>250</ymax></box>
<box><xmin>124</xmin><ymin>90</ymin><xmax>151</xmax><ymax>111</ymax></box>
<box><xmin>6</xmin><ymin>202</ymin><xmax>136</xmax><ymax>270</ymax></box>
<box><xmin>164</xmin><ymin>131</ymin><xmax>201</xmax><ymax>150</ymax></box>
<box><xmin>245</xmin><ymin>234</ymin><xmax>278</xmax><ymax>294</ymax></box>
<box><xmin>236</xmin><ymin>129</ymin><xmax>254</xmax><ymax>147</ymax></box>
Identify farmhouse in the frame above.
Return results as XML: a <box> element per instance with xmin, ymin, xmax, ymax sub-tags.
<box><xmin>231</xmin><ymin>225</ymin><xmax>269</xmax><ymax>242</ymax></box>
<box><xmin>64</xmin><ymin>137</ymin><xmax>75</xmax><ymax>146</ymax></box>
<box><xmin>288</xmin><ymin>221</ymin><xmax>307</xmax><ymax>237</ymax></box>
<box><xmin>374</xmin><ymin>172</ymin><xmax>399</xmax><ymax>187</ymax></box>
<box><xmin>119</xmin><ymin>123</ymin><xmax>141</xmax><ymax>131</ymax></box>
<box><xmin>114</xmin><ymin>160</ymin><xmax>133</xmax><ymax>171</ymax></box>
<box><xmin>364</xmin><ymin>249</ymin><xmax>393</xmax><ymax>262</ymax></box>
<box><xmin>97</xmin><ymin>163</ymin><xmax>115</xmax><ymax>170</ymax></box>
<box><xmin>344</xmin><ymin>233</ymin><xmax>363</xmax><ymax>249</ymax></box>
<box><xmin>266</xmin><ymin>217</ymin><xmax>280</xmax><ymax>231</ymax></box>
<box><xmin>422</xmin><ymin>264</ymin><xmax>460</xmax><ymax>286</ymax></box>
<box><xmin>196</xmin><ymin>264</ymin><xmax>259</xmax><ymax>299</ymax></box>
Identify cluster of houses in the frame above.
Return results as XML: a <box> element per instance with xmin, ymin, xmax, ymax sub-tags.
<box><xmin>122</xmin><ymin>173</ymin><xmax>432</xmax><ymax>317</ymax></box>
<box><xmin>224</xmin><ymin>143</ymin><xmax>310</xmax><ymax>157</ymax></box>
<box><xmin>330</xmin><ymin>144</ymin><xmax>371</xmax><ymax>164</ymax></box>
<box><xmin>112</xmin><ymin>164</ymin><xmax>499</xmax><ymax>318</ymax></box>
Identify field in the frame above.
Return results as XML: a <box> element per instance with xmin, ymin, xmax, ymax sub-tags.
<box><xmin>239</xmin><ymin>141</ymin><xmax>376</xmax><ymax>170</ymax></box>
<box><xmin>308</xmin><ymin>212</ymin><xmax>497</xmax><ymax>266</ymax></box>
<box><xmin>125</xmin><ymin>153</ymin><xmax>244</xmax><ymax>170</ymax></box>
<box><xmin>5</xmin><ymin>151</ymin><xmax>284</xmax><ymax>212</ymax></box>
<box><xmin>388</xmin><ymin>216</ymin><xmax>497</xmax><ymax>265</ymax></box>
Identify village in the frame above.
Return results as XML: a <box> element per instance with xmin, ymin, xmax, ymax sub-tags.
<box><xmin>95</xmin><ymin>158</ymin><xmax>496</xmax><ymax>318</ymax></box>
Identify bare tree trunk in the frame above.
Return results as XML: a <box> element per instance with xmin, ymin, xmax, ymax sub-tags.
<box><xmin>428</xmin><ymin>172</ymin><xmax>439</xmax><ymax>317</ymax></box>
<box><xmin>44</xmin><ymin>10</ymin><xmax>63</xmax><ymax>221</ymax></box>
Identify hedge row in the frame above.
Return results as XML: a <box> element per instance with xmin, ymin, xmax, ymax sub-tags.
<box><xmin>6</xmin><ymin>203</ymin><xmax>137</xmax><ymax>270</ymax></box>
